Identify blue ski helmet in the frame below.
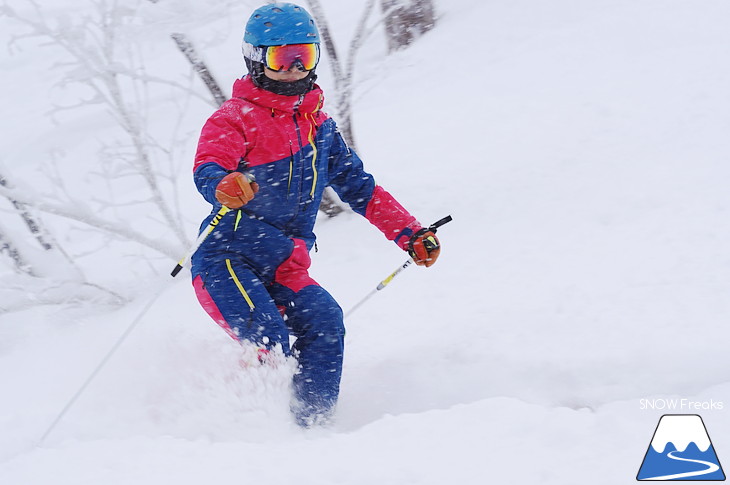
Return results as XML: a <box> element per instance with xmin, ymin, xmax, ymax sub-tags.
<box><xmin>242</xmin><ymin>3</ymin><xmax>321</xmax><ymax>96</ymax></box>
<box><xmin>244</xmin><ymin>3</ymin><xmax>320</xmax><ymax>47</ymax></box>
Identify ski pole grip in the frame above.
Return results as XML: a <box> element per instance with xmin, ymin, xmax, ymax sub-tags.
<box><xmin>428</xmin><ymin>215</ymin><xmax>453</xmax><ymax>233</ymax></box>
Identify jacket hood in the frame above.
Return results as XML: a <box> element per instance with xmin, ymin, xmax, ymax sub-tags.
<box><xmin>232</xmin><ymin>76</ymin><xmax>324</xmax><ymax>114</ymax></box>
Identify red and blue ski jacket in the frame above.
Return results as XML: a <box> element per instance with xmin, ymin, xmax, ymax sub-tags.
<box><xmin>191</xmin><ymin>76</ymin><xmax>422</xmax><ymax>283</ymax></box>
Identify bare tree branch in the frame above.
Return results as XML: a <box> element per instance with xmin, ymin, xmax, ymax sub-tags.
<box><xmin>6</xmin><ymin>1</ymin><xmax>190</xmax><ymax>247</ymax></box>
<box><xmin>0</xmin><ymin>278</ymin><xmax>129</xmax><ymax>314</ymax></box>
<box><xmin>170</xmin><ymin>32</ymin><xmax>227</xmax><ymax>107</ymax></box>
<box><xmin>0</xmin><ymin>183</ymin><xmax>181</xmax><ymax>259</ymax></box>
<box><xmin>306</xmin><ymin>0</ymin><xmax>378</xmax><ymax>152</ymax></box>
<box><xmin>0</xmin><ymin>226</ymin><xmax>35</xmax><ymax>276</ymax></box>
<box><xmin>340</xmin><ymin>0</ymin><xmax>376</xmax><ymax>148</ymax></box>
<box><xmin>306</xmin><ymin>0</ymin><xmax>344</xmax><ymax>92</ymax></box>
<box><xmin>0</xmin><ymin>166</ymin><xmax>86</xmax><ymax>279</ymax></box>
<box><xmin>0</xmin><ymin>170</ymin><xmax>53</xmax><ymax>251</ymax></box>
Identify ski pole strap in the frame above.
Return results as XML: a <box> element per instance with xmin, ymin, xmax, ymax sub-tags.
<box><xmin>428</xmin><ymin>215</ymin><xmax>453</xmax><ymax>232</ymax></box>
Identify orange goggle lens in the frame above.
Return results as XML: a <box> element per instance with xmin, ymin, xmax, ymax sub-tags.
<box><xmin>265</xmin><ymin>44</ymin><xmax>319</xmax><ymax>72</ymax></box>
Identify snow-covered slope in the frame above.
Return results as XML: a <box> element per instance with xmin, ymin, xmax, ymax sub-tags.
<box><xmin>2</xmin><ymin>0</ymin><xmax>730</xmax><ymax>483</ymax></box>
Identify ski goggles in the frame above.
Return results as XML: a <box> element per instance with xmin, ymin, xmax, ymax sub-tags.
<box><xmin>244</xmin><ymin>42</ymin><xmax>320</xmax><ymax>72</ymax></box>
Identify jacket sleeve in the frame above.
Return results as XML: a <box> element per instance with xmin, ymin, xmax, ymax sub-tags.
<box><xmin>193</xmin><ymin>101</ymin><xmax>250</xmax><ymax>205</ymax></box>
<box><xmin>327</xmin><ymin>127</ymin><xmax>422</xmax><ymax>249</ymax></box>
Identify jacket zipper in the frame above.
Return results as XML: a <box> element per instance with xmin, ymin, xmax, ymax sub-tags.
<box><xmin>287</xmin><ymin>143</ymin><xmax>294</xmax><ymax>200</ymax></box>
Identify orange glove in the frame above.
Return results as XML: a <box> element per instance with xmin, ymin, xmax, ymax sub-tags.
<box><xmin>215</xmin><ymin>172</ymin><xmax>259</xmax><ymax>209</ymax></box>
<box><xmin>407</xmin><ymin>229</ymin><xmax>441</xmax><ymax>267</ymax></box>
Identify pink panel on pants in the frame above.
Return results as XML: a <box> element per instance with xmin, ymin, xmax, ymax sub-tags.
<box><xmin>193</xmin><ymin>275</ymin><xmax>238</xmax><ymax>341</ymax></box>
<box><xmin>275</xmin><ymin>238</ymin><xmax>318</xmax><ymax>293</ymax></box>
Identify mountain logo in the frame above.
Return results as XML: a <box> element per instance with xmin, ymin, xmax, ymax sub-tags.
<box><xmin>637</xmin><ymin>414</ymin><xmax>725</xmax><ymax>481</ymax></box>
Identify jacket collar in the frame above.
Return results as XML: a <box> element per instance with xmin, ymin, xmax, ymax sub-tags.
<box><xmin>232</xmin><ymin>76</ymin><xmax>324</xmax><ymax>114</ymax></box>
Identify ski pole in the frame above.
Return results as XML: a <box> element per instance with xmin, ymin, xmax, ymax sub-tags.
<box><xmin>344</xmin><ymin>215</ymin><xmax>453</xmax><ymax>318</ymax></box>
<box><xmin>40</xmin><ymin>207</ymin><xmax>231</xmax><ymax>444</ymax></box>
<box><xmin>40</xmin><ymin>207</ymin><xmax>231</xmax><ymax>443</ymax></box>
<box><xmin>39</xmin><ymin>283</ymin><xmax>165</xmax><ymax>446</ymax></box>
<box><xmin>171</xmin><ymin>205</ymin><xmax>230</xmax><ymax>277</ymax></box>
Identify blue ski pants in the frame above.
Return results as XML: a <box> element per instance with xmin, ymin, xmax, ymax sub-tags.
<box><xmin>193</xmin><ymin>251</ymin><xmax>345</xmax><ymax>426</ymax></box>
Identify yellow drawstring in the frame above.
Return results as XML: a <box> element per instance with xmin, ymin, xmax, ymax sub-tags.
<box><xmin>306</xmin><ymin>113</ymin><xmax>318</xmax><ymax>198</ymax></box>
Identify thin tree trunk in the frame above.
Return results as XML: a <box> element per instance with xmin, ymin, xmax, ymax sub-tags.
<box><xmin>0</xmin><ymin>170</ymin><xmax>81</xmax><ymax>277</ymax></box>
<box><xmin>0</xmin><ymin>171</ymin><xmax>53</xmax><ymax>251</ymax></box>
<box><xmin>306</xmin><ymin>0</ymin><xmax>354</xmax><ymax>148</ymax></box>
<box><xmin>381</xmin><ymin>0</ymin><xmax>436</xmax><ymax>53</ymax></box>
<box><xmin>0</xmin><ymin>228</ymin><xmax>34</xmax><ymax>276</ymax></box>
<box><xmin>171</xmin><ymin>33</ymin><xmax>227</xmax><ymax>107</ymax></box>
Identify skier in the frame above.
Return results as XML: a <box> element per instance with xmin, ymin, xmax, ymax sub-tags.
<box><xmin>190</xmin><ymin>2</ymin><xmax>441</xmax><ymax>426</ymax></box>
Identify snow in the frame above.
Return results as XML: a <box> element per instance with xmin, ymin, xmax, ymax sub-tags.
<box><xmin>651</xmin><ymin>415</ymin><xmax>712</xmax><ymax>453</ymax></box>
<box><xmin>2</xmin><ymin>0</ymin><xmax>730</xmax><ymax>483</ymax></box>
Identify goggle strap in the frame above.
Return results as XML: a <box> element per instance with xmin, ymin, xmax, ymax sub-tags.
<box><xmin>242</xmin><ymin>42</ymin><xmax>265</xmax><ymax>63</ymax></box>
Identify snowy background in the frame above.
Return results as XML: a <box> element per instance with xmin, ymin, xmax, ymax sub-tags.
<box><xmin>1</xmin><ymin>0</ymin><xmax>730</xmax><ymax>483</ymax></box>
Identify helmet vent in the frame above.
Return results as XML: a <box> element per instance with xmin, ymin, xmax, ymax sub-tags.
<box><xmin>272</xmin><ymin>7</ymin><xmax>283</xmax><ymax>13</ymax></box>
<box><xmin>264</xmin><ymin>22</ymin><xmax>273</xmax><ymax>27</ymax></box>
